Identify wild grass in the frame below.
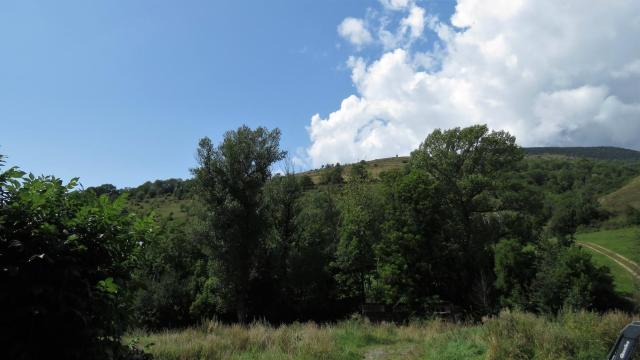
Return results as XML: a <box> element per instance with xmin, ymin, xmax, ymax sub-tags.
<box><xmin>601</xmin><ymin>175</ymin><xmax>640</xmax><ymax>213</ymax></box>
<box><xmin>127</xmin><ymin>311</ymin><xmax>638</xmax><ymax>360</ymax></box>
<box><xmin>483</xmin><ymin>310</ymin><xmax>637</xmax><ymax>360</ymax></box>
<box><xmin>127</xmin><ymin>196</ymin><xmax>193</xmax><ymax>221</ymax></box>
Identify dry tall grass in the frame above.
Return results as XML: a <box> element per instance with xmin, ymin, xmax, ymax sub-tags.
<box><xmin>484</xmin><ymin>310</ymin><xmax>637</xmax><ymax>360</ymax></box>
<box><xmin>128</xmin><ymin>311</ymin><xmax>639</xmax><ymax>360</ymax></box>
<box><xmin>128</xmin><ymin>318</ymin><xmax>471</xmax><ymax>360</ymax></box>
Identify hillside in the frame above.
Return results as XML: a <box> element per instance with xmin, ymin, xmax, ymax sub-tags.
<box><xmin>300</xmin><ymin>146</ymin><xmax>640</xmax><ymax>184</ymax></box>
<box><xmin>524</xmin><ymin>146</ymin><xmax>640</xmax><ymax>160</ymax></box>
<box><xmin>601</xmin><ymin>175</ymin><xmax>640</xmax><ymax>213</ymax></box>
<box><xmin>299</xmin><ymin>156</ymin><xmax>409</xmax><ymax>184</ymax></box>
<box><xmin>120</xmin><ymin>146</ymin><xmax>640</xmax><ymax>220</ymax></box>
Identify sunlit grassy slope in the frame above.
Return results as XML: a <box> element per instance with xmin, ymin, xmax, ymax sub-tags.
<box><xmin>576</xmin><ymin>227</ymin><xmax>640</xmax><ymax>296</ymax></box>
<box><xmin>126</xmin><ymin>195</ymin><xmax>193</xmax><ymax>222</ymax></box>
<box><xmin>525</xmin><ymin>146</ymin><xmax>640</xmax><ymax>160</ymax></box>
<box><xmin>299</xmin><ymin>156</ymin><xmax>409</xmax><ymax>184</ymax></box>
<box><xmin>601</xmin><ymin>175</ymin><xmax>640</xmax><ymax>213</ymax></box>
<box><xmin>299</xmin><ymin>146</ymin><xmax>640</xmax><ymax>184</ymax></box>
<box><xmin>576</xmin><ymin>227</ymin><xmax>640</xmax><ymax>263</ymax></box>
<box><xmin>127</xmin><ymin>311</ymin><xmax>638</xmax><ymax>360</ymax></box>
<box><xmin>127</xmin><ymin>146</ymin><xmax>640</xmax><ymax>217</ymax></box>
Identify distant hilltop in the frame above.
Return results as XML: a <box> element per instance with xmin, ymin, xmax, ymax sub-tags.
<box><xmin>523</xmin><ymin>146</ymin><xmax>640</xmax><ymax>161</ymax></box>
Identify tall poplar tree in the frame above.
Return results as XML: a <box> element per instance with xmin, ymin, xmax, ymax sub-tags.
<box><xmin>192</xmin><ymin>126</ymin><xmax>285</xmax><ymax>323</ymax></box>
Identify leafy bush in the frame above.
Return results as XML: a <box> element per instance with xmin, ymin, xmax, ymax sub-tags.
<box><xmin>0</xmin><ymin>158</ymin><xmax>154</xmax><ymax>359</ymax></box>
<box><xmin>131</xmin><ymin>218</ymin><xmax>201</xmax><ymax>329</ymax></box>
<box><xmin>530</xmin><ymin>243</ymin><xmax>617</xmax><ymax>314</ymax></box>
<box><xmin>319</xmin><ymin>163</ymin><xmax>344</xmax><ymax>185</ymax></box>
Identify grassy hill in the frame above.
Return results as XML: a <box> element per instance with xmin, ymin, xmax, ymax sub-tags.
<box><xmin>601</xmin><ymin>175</ymin><xmax>640</xmax><ymax>213</ymax></box>
<box><xmin>299</xmin><ymin>156</ymin><xmax>409</xmax><ymax>184</ymax></box>
<box><xmin>117</xmin><ymin>146</ymin><xmax>640</xmax><ymax>224</ymax></box>
<box><xmin>126</xmin><ymin>195</ymin><xmax>193</xmax><ymax>222</ymax></box>
<box><xmin>525</xmin><ymin>146</ymin><xmax>640</xmax><ymax>160</ymax></box>
<box><xmin>300</xmin><ymin>146</ymin><xmax>640</xmax><ymax>184</ymax></box>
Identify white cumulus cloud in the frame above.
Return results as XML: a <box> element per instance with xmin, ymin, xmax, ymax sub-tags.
<box><xmin>307</xmin><ymin>0</ymin><xmax>640</xmax><ymax>168</ymax></box>
<box><xmin>379</xmin><ymin>0</ymin><xmax>412</xmax><ymax>11</ymax></box>
<box><xmin>378</xmin><ymin>4</ymin><xmax>426</xmax><ymax>49</ymax></box>
<box><xmin>337</xmin><ymin>17</ymin><xmax>373</xmax><ymax>47</ymax></box>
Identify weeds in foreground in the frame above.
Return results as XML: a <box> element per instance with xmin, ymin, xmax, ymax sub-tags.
<box><xmin>128</xmin><ymin>311</ymin><xmax>638</xmax><ymax>360</ymax></box>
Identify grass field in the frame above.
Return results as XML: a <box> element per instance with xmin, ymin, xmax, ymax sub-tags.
<box><xmin>127</xmin><ymin>311</ymin><xmax>638</xmax><ymax>360</ymax></box>
<box><xmin>576</xmin><ymin>227</ymin><xmax>640</xmax><ymax>263</ymax></box>
<box><xmin>576</xmin><ymin>227</ymin><xmax>640</xmax><ymax>296</ymax></box>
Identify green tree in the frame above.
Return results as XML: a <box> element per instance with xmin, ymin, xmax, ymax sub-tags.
<box><xmin>333</xmin><ymin>180</ymin><xmax>383</xmax><ymax>305</ymax></box>
<box><xmin>548</xmin><ymin>191</ymin><xmax>608</xmax><ymax>244</ymax></box>
<box><xmin>299</xmin><ymin>174</ymin><xmax>315</xmax><ymax>190</ymax></box>
<box><xmin>0</xmin><ymin>160</ymin><xmax>153</xmax><ymax>359</ymax></box>
<box><xmin>530</xmin><ymin>243</ymin><xmax>616</xmax><ymax>314</ymax></box>
<box><xmin>289</xmin><ymin>190</ymin><xmax>342</xmax><ymax>319</ymax></box>
<box><xmin>350</xmin><ymin>160</ymin><xmax>369</xmax><ymax>182</ymax></box>
<box><xmin>86</xmin><ymin>183</ymin><xmax>120</xmax><ymax>198</ymax></box>
<box><xmin>410</xmin><ymin>125</ymin><xmax>533</xmax><ymax>310</ymax></box>
<box><xmin>132</xmin><ymin>216</ymin><xmax>202</xmax><ymax>328</ymax></box>
<box><xmin>191</xmin><ymin>126</ymin><xmax>286</xmax><ymax>323</ymax></box>
<box><xmin>259</xmin><ymin>172</ymin><xmax>303</xmax><ymax>320</ymax></box>
<box><xmin>494</xmin><ymin>238</ymin><xmax>537</xmax><ymax>310</ymax></box>
<box><xmin>320</xmin><ymin>163</ymin><xmax>344</xmax><ymax>185</ymax></box>
<box><xmin>625</xmin><ymin>206</ymin><xmax>640</xmax><ymax>225</ymax></box>
<box><xmin>373</xmin><ymin>168</ymin><xmax>445</xmax><ymax>312</ymax></box>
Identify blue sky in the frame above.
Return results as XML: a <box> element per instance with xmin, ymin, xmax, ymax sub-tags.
<box><xmin>3</xmin><ymin>0</ymin><xmax>638</xmax><ymax>187</ymax></box>
<box><xmin>1</xmin><ymin>0</ymin><xmax>451</xmax><ymax>187</ymax></box>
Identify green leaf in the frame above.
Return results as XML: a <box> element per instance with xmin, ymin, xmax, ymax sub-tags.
<box><xmin>66</xmin><ymin>234</ymin><xmax>79</xmax><ymax>242</ymax></box>
<box><xmin>96</xmin><ymin>277</ymin><xmax>119</xmax><ymax>295</ymax></box>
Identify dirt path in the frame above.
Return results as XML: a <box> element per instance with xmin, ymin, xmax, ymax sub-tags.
<box><xmin>578</xmin><ymin>241</ymin><xmax>640</xmax><ymax>279</ymax></box>
<box><xmin>584</xmin><ymin>242</ymin><xmax>640</xmax><ymax>268</ymax></box>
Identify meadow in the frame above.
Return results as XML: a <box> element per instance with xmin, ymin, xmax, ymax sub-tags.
<box><xmin>576</xmin><ymin>227</ymin><xmax>640</xmax><ymax>295</ymax></box>
<box><xmin>128</xmin><ymin>311</ymin><xmax>637</xmax><ymax>360</ymax></box>
<box><xmin>576</xmin><ymin>227</ymin><xmax>640</xmax><ymax>261</ymax></box>
<box><xmin>585</xmin><ymin>248</ymin><xmax>637</xmax><ymax>295</ymax></box>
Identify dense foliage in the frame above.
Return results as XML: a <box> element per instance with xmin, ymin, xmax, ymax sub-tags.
<box><xmin>190</xmin><ymin>126</ymin><xmax>287</xmax><ymax>323</ymax></box>
<box><xmin>2</xmin><ymin>124</ymin><xmax>638</xmax><ymax>359</ymax></box>
<box><xmin>131</xmin><ymin>124</ymin><xmax>630</xmax><ymax>327</ymax></box>
<box><xmin>0</xmin><ymin>155</ymin><xmax>153</xmax><ymax>359</ymax></box>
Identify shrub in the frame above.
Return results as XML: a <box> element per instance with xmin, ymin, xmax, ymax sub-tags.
<box><xmin>0</xmin><ymin>163</ymin><xmax>154</xmax><ymax>359</ymax></box>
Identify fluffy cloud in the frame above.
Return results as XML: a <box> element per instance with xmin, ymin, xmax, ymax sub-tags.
<box><xmin>379</xmin><ymin>5</ymin><xmax>425</xmax><ymax>49</ymax></box>
<box><xmin>379</xmin><ymin>0</ymin><xmax>412</xmax><ymax>11</ymax></box>
<box><xmin>307</xmin><ymin>0</ymin><xmax>640</xmax><ymax>168</ymax></box>
<box><xmin>337</xmin><ymin>17</ymin><xmax>373</xmax><ymax>47</ymax></box>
